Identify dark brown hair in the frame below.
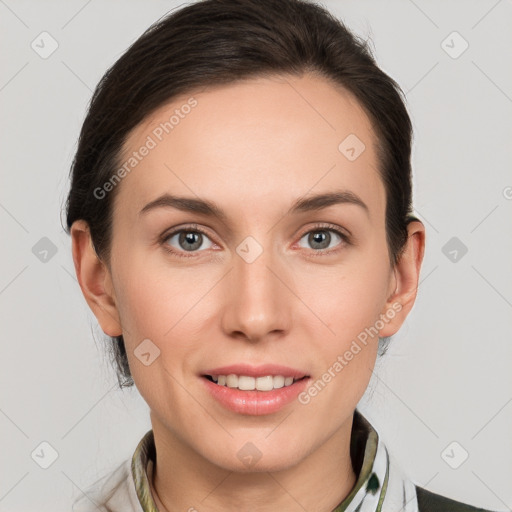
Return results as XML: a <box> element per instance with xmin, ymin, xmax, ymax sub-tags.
<box><xmin>65</xmin><ymin>0</ymin><xmax>416</xmax><ymax>388</ymax></box>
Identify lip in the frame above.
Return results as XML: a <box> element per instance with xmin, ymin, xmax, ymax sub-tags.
<box><xmin>202</xmin><ymin>363</ymin><xmax>308</xmax><ymax>379</ymax></box>
<box><xmin>201</xmin><ymin>374</ymin><xmax>311</xmax><ymax>415</ymax></box>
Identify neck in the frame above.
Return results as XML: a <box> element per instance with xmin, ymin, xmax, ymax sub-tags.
<box><xmin>150</xmin><ymin>414</ymin><xmax>358</xmax><ymax>512</ymax></box>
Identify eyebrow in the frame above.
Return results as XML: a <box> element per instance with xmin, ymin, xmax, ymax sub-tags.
<box><xmin>139</xmin><ymin>190</ymin><xmax>370</xmax><ymax>221</ymax></box>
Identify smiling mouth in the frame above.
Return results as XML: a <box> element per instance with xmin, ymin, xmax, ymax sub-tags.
<box><xmin>202</xmin><ymin>374</ymin><xmax>309</xmax><ymax>391</ymax></box>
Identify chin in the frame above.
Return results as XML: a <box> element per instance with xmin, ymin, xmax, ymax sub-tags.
<box><xmin>203</xmin><ymin>442</ymin><xmax>309</xmax><ymax>474</ymax></box>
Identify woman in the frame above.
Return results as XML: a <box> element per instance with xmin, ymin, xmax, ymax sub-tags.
<box><xmin>66</xmin><ymin>0</ymin><xmax>496</xmax><ymax>510</ymax></box>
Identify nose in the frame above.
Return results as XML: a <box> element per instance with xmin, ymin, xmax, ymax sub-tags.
<box><xmin>220</xmin><ymin>238</ymin><xmax>292</xmax><ymax>343</ymax></box>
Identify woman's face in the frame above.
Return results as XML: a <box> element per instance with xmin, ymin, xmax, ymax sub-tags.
<box><xmin>102</xmin><ymin>73</ymin><xmax>403</xmax><ymax>471</ymax></box>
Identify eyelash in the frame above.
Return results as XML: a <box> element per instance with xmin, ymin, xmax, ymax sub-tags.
<box><xmin>159</xmin><ymin>223</ymin><xmax>351</xmax><ymax>259</ymax></box>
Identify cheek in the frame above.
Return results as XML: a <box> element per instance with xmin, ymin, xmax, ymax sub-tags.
<box><xmin>295</xmin><ymin>244</ymin><xmax>391</xmax><ymax>384</ymax></box>
<box><xmin>111</xmin><ymin>246</ymin><xmax>192</xmax><ymax>338</ymax></box>
<box><xmin>299</xmin><ymin>254</ymin><xmax>391</xmax><ymax>339</ymax></box>
<box><xmin>295</xmin><ymin>264</ymin><xmax>388</xmax><ymax>417</ymax></box>
<box><xmin>307</xmin><ymin>276</ymin><xmax>384</xmax><ymax>378</ymax></box>
<box><xmin>111</xmin><ymin>256</ymin><xmax>199</xmax><ymax>406</ymax></box>
<box><xmin>111</xmin><ymin>250</ymin><xmax>213</xmax><ymax>385</ymax></box>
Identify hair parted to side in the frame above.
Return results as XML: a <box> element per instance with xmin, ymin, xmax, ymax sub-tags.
<box><xmin>64</xmin><ymin>0</ymin><xmax>416</xmax><ymax>389</ymax></box>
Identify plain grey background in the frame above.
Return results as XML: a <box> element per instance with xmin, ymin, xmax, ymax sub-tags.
<box><xmin>1</xmin><ymin>0</ymin><xmax>511</xmax><ymax>510</ymax></box>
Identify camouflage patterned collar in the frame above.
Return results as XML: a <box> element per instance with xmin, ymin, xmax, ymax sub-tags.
<box><xmin>131</xmin><ymin>427</ymin><xmax>158</xmax><ymax>512</ymax></box>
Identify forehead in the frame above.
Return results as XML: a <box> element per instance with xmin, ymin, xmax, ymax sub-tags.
<box><xmin>114</xmin><ymin>73</ymin><xmax>385</xmax><ymax>224</ymax></box>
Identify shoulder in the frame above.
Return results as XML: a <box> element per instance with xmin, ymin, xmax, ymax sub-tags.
<box><xmin>72</xmin><ymin>459</ymin><xmax>143</xmax><ymax>512</ymax></box>
<box><xmin>415</xmin><ymin>485</ymin><xmax>499</xmax><ymax>512</ymax></box>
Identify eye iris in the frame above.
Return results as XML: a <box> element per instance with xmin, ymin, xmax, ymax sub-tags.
<box><xmin>309</xmin><ymin>230</ymin><xmax>330</xmax><ymax>250</ymax></box>
<box><xmin>179</xmin><ymin>231</ymin><xmax>202</xmax><ymax>251</ymax></box>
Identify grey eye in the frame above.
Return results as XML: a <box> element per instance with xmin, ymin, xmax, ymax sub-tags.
<box><xmin>298</xmin><ymin>229</ymin><xmax>343</xmax><ymax>251</ymax></box>
<box><xmin>166</xmin><ymin>230</ymin><xmax>214</xmax><ymax>252</ymax></box>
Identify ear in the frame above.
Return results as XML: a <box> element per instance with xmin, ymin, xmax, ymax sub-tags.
<box><xmin>378</xmin><ymin>220</ymin><xmax>426</xmax><ymax>337</ymax></box>
<box><xmin>70</xmin><ymin>219</ymin><xmax>122</xmax><ymax>337</ymax></box>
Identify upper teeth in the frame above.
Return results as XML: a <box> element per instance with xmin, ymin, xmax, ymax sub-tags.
<box><xmin>212</xmin><ymin>374</ymin><xmax>298</xmax><ymax>391</ymax></box>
